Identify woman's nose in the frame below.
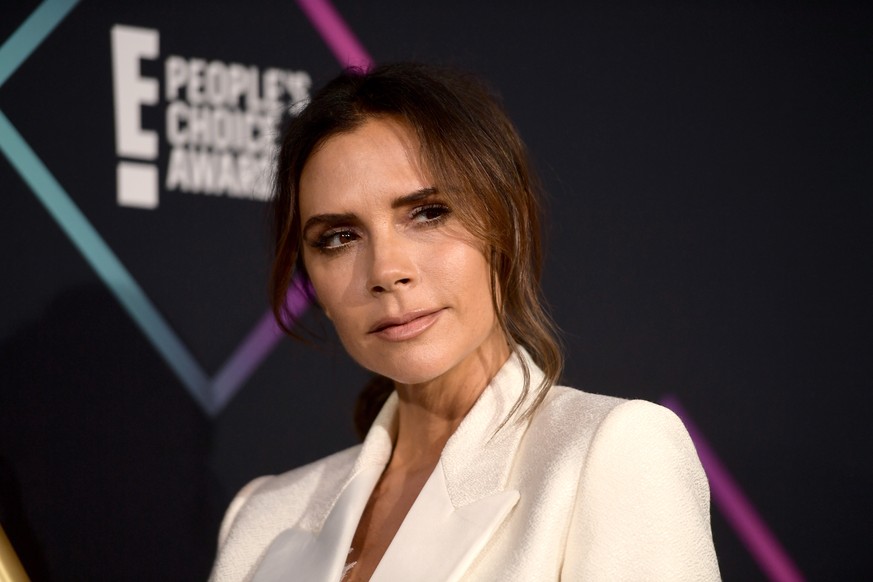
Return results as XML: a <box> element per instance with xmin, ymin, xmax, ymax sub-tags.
<box><xmin>367</xmin><ymin>234</ymin><xmax>416</xmax><ymax>295</ymax></box>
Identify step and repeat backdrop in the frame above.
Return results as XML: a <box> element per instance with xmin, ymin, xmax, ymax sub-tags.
<box><xmin>1</xmin><ymin>0</ymin><xmax>869</xmax><ymax>580</ymax></box>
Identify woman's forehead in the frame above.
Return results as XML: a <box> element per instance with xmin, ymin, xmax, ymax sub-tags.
<box><xmin>298</xmin><ymin>117</ymin><xmax>429</xmax><ymax>216</ymax></box>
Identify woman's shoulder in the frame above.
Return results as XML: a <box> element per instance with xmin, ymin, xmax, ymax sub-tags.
<box><xmin>535</xmin><ymin>385</ymin><xmax>707</xmax><ymax>505</ymax></box>
<box><xmin>552</xmin><ymin>391</ymin><xmax>718</xmax><ymax>578</ymax></box>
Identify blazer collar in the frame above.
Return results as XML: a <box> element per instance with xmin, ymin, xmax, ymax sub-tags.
<box><xmin>253</xmin><ymin>347</ymin><xmax>542</xmax><ymax>582</ymax></box>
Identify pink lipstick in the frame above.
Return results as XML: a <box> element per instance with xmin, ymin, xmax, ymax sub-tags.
<box><xmin>369</xmin><ymin>308</ymin><xmax>444</xmax><ymax>342</ymax></box>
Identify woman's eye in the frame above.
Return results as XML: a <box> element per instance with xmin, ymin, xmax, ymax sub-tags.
<box><xmin>411</xmin><ymin>203</ymin><xmax>451</xmax><ymax>224</ymax></box>
<box><xmin>316</xmin><ymin>229</ymin><xmax>358</xmax><ymax>250</ymax></box>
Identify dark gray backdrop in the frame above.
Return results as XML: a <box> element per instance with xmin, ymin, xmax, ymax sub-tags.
<box><xmin>1</xmin><ymin>1</ymin><xmax>870</xmax><ymax>580</ymax></box>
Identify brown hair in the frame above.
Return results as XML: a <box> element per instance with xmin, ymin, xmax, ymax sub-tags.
<box><xmin>270</xmin><ymin>63</ymin><xmax>562</xmax><ymax>437</ymax></box>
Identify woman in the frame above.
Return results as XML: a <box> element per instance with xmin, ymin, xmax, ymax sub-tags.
<box><xmin>210</xmin><ymin>63</ymin><xmax>720</xmax><ymax>581</ymax></box>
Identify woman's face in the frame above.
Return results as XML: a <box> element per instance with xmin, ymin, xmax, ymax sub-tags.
<box><xmin>298</xmin><ymin>117</ymin><xmax>506</xmax><ymax>386</ymax></box>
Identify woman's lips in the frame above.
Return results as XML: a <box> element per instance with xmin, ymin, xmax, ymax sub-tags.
<box><xmin>369</xmin><ymin>309</ymin><xmax>444</xmax><ymax>342</ymax></box>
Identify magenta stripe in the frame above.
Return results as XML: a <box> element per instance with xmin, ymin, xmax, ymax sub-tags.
<box><xmin>661</xmin><ymin>395</ymin><xmax>805</xmax><ymax>582</ymax></box>
<box><xmin>210</xmin><ymin>276</ymin><xmax>311</xmax><ymax>411</ymax></box>
<box><xmin>296</xmin><ymin>0</ymin><xmax>373</xmax><ymax>69</ymax></box>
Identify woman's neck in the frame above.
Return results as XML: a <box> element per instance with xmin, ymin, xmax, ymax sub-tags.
<box><xmin>388</xmin><ymin>330</ymin><xmax>511</xmax><ymax>473</ymax></box>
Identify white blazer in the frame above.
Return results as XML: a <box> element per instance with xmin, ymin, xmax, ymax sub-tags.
<box><xmin>210</xmin><ymin>350</ymin><xmax>720</xmax><ymax>581</ymax></box>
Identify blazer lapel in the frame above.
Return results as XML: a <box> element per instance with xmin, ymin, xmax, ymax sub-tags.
<box><xmin>371</xmin><ymin>461</ymin><xmax>520</xmax><ymax>582</ymax></box>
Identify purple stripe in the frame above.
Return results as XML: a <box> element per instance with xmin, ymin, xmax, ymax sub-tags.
<box><xmin>296</xmin><ymin>0</ymin><xmax>373</xmax><ymax>69</ymax></box>
<box><xmin>661</xmin><ymin>395</ymin><xmax>805</xmax><ymax>582</ymax></box>
<box><xmin>210</xmin><ymin>276</ymin><xmax>311</xmax><ymax>411</ymax></box>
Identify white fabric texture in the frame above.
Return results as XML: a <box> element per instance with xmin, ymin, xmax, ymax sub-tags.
<box><xmin>210</xmin><ymin>349</ymin><xmax>720</xmax><ymax>581</ymax></box>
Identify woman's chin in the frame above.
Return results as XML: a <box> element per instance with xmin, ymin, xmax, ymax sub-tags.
<box><xmin>357</xmin><ymin>350</ymin><xmax>455</xmax><ymax>387</ymax></box>
<box><xmin>368</xmin><ymin>364</ymin><xmax>446</xmax><ymax>387</ymax></box>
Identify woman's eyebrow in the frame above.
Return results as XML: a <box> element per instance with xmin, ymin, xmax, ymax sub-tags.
<box><xmin>391</xmin><ymin>186</ymin><xmax>439</xmax><ymax>209</ymax></box>
<box><xmin>302</xmin><ymin>212</ymin><xmax>355</xmax><ymax>238</ymax></box>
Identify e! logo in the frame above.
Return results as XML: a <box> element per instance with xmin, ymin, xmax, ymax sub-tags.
<box><xmin>111</xmin><ymin>25</ymin><xmax>160</xmax><ymax>209</ymax></box>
